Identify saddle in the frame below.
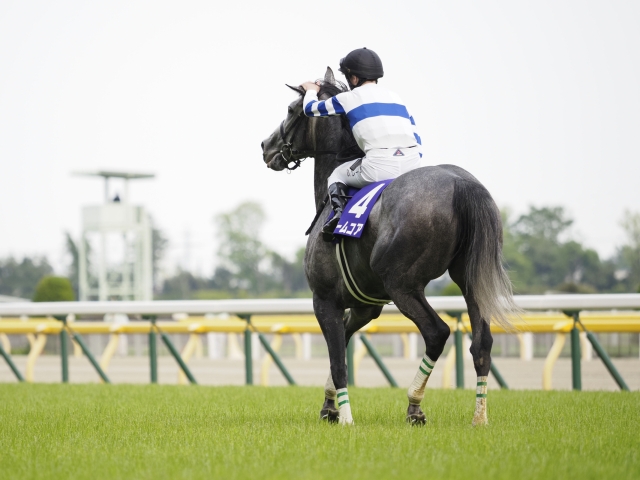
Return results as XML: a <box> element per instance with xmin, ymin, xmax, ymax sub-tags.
<box><xmin>331</xmin><ymin>179</ymin><xmax>393</xmax><ymax>239</ymax></box>
<box><xmin>305</xmin><ymin>179</ymin><xmax>393</xmax><ymax>238</ymax></box>
<box><xmin>304</xmin><ymin>179</ymin><xmax>394</xmax><ymax>306</ymax></box>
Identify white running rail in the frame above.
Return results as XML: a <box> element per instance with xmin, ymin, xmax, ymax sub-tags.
<box><xmin>0</xmin><ymin>294</ymin><xmax>639</xmax><ymax>317</ymax></box>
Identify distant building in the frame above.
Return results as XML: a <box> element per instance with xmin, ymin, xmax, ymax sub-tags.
<box><xmin>74</xmin><ymin>170</ymin><xmax>155</xmax><ymax>301</ymax></box>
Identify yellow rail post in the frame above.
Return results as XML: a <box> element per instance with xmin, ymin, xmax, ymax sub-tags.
<box><xmin>99</xmin><ymin>334</ymin><xmax>120</xmax><ymax>382</ymax></box>
<box><xmin>194</xmin><ymin>335</ymin><xmax>203</xmax><ymax>358</ymax></box>
<box><xmin>179</xmin><ymin>334</ymin><xmax>200</xmax><ymax>385</ymax></box>
<box><xmin>542</xmin><ymin>333</ymin><xmax>567</xmax><ymax>390</ymax></box>
<box><xmin>399</xmin><ymin>333</ymin><xmax>410</xmax><ymax>359</ymax></box>
<box><xmin>442</xmin><ymin>344</ymin><xmax>456</xmax><ymax>389</ymax></box>
<box><xmin>26</xmin><ymin>334</ymin><xmax>47</xmax><ymax>383</ymax></box>
<box><xmin>260</xmin><ymin>334</ymin><xmax>283</xmax><ymax>386</ymax></box>
<box><xmin>0</xmin><ymin>333</ymin><xmax>10</xmax><ymax>354</ymax></box>
<box><xmin>291</xmin><ymin>333</ymin><xmax>303</xmax><ymax>359</ymax></box>
<box><xmin>72</xmin><ymin>339</ymin><xmax>83</xmax><ymax>358</ymax></box>
<box><xmin>352</xmin><ymin>335</ymin><xmax>368</xmax><ymax>386</ymax></box>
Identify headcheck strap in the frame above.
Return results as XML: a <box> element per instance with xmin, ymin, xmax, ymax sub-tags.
<box><xmin>335</xmin><ymin>238</ymin><xmax>391</xmax><ymax>306</ymax></box>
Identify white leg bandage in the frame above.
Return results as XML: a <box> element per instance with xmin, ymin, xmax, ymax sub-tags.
<box><xmin>336</xmin><ymin>388</ymin><xmax>353</xmax><ymax>425</ymax></box>
<box><xmin>472</xmin><ymin>376</ymin><xmax>488</xmax><ymax>426</ymax></box>
<box><xmin>324</xmin><ymin>373</ymin><xmax>337</xmax><ymax>401</ymax></box>
<box><xmin>407</xmin><ymin>354</ymin><xmax>436</xmax><ymax>405</ymax></box>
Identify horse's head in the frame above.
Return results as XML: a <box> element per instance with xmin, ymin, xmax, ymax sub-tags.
<box><xmin>261</xmin><ymin>67</ymin><xmax>347</xmax><ymax>172</ymax></box>
<box><xmin>261</xmin><ymin>84</ymin><xmax>308</xmax><ymax>172</ymax></box>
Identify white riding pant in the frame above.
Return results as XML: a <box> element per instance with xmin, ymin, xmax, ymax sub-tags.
<box><xmin>327</xmin><ymin>147</ymin><xmax>422</xmax><ymax>189</ymax></box>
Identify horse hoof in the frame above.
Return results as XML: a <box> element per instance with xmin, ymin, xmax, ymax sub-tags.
<box><xmin>320</xmin><ymin>408</ymin><xmax>340</xmax><ymax>424</ymax></box>
<box><xmin>406</xmin><ymin>413</ymin><xmax>426</xmax><ymax>426</ymax></box>
<box><xmin>472</xmin><ymin>415</ymin><xmax>488</xmax><ymax>427</ymax></box>
<box><xmin>339</xmin><ymin>416</ymin><xmax>354</xmax><ymax>426</ymax></box>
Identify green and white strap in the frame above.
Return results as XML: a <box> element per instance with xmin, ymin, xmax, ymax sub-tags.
<box><xmin>407</xmin><ymin>354</ymin><xmax>436</xmax><ymax>405</ymax></box>
<box><xmin>336</xmin><ymin>388</ymin><xmax>354</xmax><ymax>425</ymax></box>
<box><xmin>336</xmin><ymin>388</ymin><xmax>350</xmax><ymax>407</ymax></box>
<box><xmin>476</xmin><ymin>376</ymin><xmax>488</xmax><ymax>399</ymax></box>
<box><xmin>418</xmin><ymin>355</ymin><xmax>435</xmax><ymax>377</ymax></box>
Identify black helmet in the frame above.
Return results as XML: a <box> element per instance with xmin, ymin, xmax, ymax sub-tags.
<box><xmin>339</xmin><ymin>48</ymin><xmax>384</xmax><ymax>80</ymax></box>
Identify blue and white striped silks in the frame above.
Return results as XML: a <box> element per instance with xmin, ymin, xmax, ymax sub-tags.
<box><xmin>303</xmin><ymin>84</ymin><xmax>422</xmax><ymax>158</ymax></box>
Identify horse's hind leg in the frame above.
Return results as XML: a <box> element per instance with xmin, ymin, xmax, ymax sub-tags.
<box><xmin>320</xmin><ymin>305</ymin><xmax>382</xmax><ymax>424</ymax></box>
<box><xmin>465</xmin><ymin>295</ymin><xmax>492</xmax><ymax>426</ymax></box>
<box><xmin>391</xmin><ymin>291</ymin><xmax>451</xmax><ymax>425</ymax></box>
<box><xmin>449</xmin><ymin>264</ymin><xmax>492</xmax><ymax>426</ymax></box>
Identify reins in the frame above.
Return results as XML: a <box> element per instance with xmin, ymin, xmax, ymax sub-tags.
<box><xmin>278</xmin><ymin>104</ymin><xmax>343</xmax><ymax>171</ymax></box>
<box><xmin>279</xmin><ymin>100</ymin><xmax>364</xmax><ymax>234</ymax></box>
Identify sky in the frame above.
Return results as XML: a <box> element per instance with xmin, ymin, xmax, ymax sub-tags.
<box><xmin>1</xmin><ymin>1</ymin><xmax>639</xmax><ymax>277</ymax></box>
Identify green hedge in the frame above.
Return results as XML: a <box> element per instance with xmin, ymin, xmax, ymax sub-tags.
<box><xmin>32</xmin><ymin>276</ymin><xmax>75</xmax><ymax>302</ymax></box>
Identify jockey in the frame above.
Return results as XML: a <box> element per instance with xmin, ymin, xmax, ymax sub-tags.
<box><xmin>301</xmin><ymin>47</ymin><xmax>423</xmax><ymax>240</ymax></box>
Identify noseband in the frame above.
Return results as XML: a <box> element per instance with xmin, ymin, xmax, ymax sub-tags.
<box><xmin>278</xmin><ymin>110</ymin><xmax>338</xmax><ymax>171</ymax></box>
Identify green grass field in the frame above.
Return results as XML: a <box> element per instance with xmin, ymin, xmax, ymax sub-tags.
<box><xmin>0</xmin><ymin>384</ymin><xmax>638</xmax><ymax>479</ymax></box>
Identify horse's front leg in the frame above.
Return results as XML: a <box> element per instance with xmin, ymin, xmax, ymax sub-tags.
<box><xmin>320</xmin><ymin>306</ymin><xmax>382</xmax><ymax>424</ymax></box>
<box><xmin>314</xmin><ymin>296</ymin><xmax>353</xmax><ymax>425</ymax></box>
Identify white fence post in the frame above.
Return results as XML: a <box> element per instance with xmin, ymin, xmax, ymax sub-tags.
<box><xmin>252</xmin><ymin>333</ymin><xmax>261</xmax><ymax>360</ymax></box>
<box><xmin>302</xmin><ymin>333</ymin><xmax>312</xmax><ymax>360</ymax></box>
<box><xmin>207</xmin><ymin>333</ymin><xmax>226</xmax><ymax>359</ymax></box>
<box><xmin>520</xmin><ymin>333</ymin><xmax>534</xmax><ymax>361</ymax></box>
<box><xmin>580</xmin><ymin>332</ymin><xmax>592</xmax><ymax>361</ymax></box>
<box><xmin>408</xmin><ymin>332</ymin><xmax>418</xmax><ymax>360</ymax></box>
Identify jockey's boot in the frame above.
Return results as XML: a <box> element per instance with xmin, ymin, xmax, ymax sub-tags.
<box><xmin>322</xmin><ymin>182</ymin><xmax>348</xmax><ymax>242</ymax></box>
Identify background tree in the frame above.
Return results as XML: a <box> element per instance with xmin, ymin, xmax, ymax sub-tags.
<box><xmin>32</xmin><ymin>276</ymin><xmax>75</xmax><ymax>302</ymax></box>
<box><xmin>161</xmin><ymin>269</ymin><xmax>211</xmax><ymax>300</ymax></box>
<box><xmin>511</xmin><ymin>206</ymin><xmax>574</xmax><ymax>288</ymax></box>
<box><xmin>500</xmin><ymin>209</ymin><xmax>534</xmax><ymax>293</ymax></box>
<box><xmin>215</xmin><ymin>201</ymin><xmax>270</xmax><ymax>295</ymax></box>
<box><xmin>269</xmin><ymin>247</ymin><xmax>308</xmax><ymax>294</ymax></box>
<box><xmin>151</xmin><ymin>219</ymin><xmax>169</xmax><ymax>293</ymax></box>
<box><xmin>440</xmin><ymin>282</ymin><xmax>463</xmax><ymax>296</ymax></box>
<box><xmin>65</xmin><ymin>232</ymin><xmax>79</xmax><ymax>297</ymax></box>
<box><xmin>618</xmin><ymin>210</ymin><xmax>640</xmax><ymax>291</ymax></box>
<box><xmin>0</xmin><ymin>256</ymin><xmax>54</xmax><ymax>299</ymax></box>
<box><xmin>502</xmin><ymin>206</ymin><xmax>617</xmax><ymax>293</ymax></box>
<box><xmin>160</xmin><ymin>202</ymin><xmax>309</xmax><ymax>299</ymax></box>
<box><xmin>64</xmin><ymin>232</ymin><xmax>92</xmax><ymax>299</ymax></box>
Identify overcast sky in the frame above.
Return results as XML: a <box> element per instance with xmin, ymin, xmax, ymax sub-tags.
<box><xmin>1</xmin><ymin>1</ymin><xmax>638</xmax><ymax>276</ymax></box>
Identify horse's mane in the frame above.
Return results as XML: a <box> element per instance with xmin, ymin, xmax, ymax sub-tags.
<box><xmin>293</xmin><ymin>78</ymin><xmax>359</xmax><ymax>162</ymax></box>
<box><xmin>316</xmin><ymin>79</ymin><xmax>349</xmax><ymax>97</ymax></box>
<box><xmin>313</xmin><ymin>79</ymin><xmax>361</xmax><ymax>161</ymax></box>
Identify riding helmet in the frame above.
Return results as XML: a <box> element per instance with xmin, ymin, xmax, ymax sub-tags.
<box><xmin>339</xmin><ymin>48</ymin><xmax>384</xmax><ymax>80</ymax></box>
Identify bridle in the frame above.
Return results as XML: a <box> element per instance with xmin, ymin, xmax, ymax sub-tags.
<box><xmin>278</xmin><ymin>107</ymin><xmax>339</xmax><ymax>171</ymax></box>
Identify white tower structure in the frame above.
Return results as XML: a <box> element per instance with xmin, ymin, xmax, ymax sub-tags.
<box><xmin>76</xmin><ymin>171</ymin><xmax>155</xmax><ymax>301</ymax></box>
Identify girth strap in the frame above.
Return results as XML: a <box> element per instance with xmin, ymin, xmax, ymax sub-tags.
<box><xmin>335</xmin><ymin>238</ymin><xmax>391</xmax><ymax>306</ymax></box>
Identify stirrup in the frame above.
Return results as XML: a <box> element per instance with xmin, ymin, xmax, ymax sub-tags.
<box><xmin>322</xmin><ymin>214</ymin><xmax>341</xmax><ymax>242</ymax></box>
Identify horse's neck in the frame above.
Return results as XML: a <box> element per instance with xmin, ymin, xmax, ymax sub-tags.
<box><xmin>313</xmin><ymin>154</ymin><xmax>337</xmax><ymax>208</ymax></box>
<box><xmin>312</xmin><ymin>119</ymin><xmax>343</xmax><ymax>209</ymax></box>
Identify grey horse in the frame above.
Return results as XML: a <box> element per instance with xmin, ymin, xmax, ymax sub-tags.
<box><xmin>261</xmin><ymin>68</ymin><xmax>518</xmax><ymax>426</ymax></box>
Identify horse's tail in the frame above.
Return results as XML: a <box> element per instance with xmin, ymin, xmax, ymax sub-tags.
<box><xmin>452</xmin><ymin>178</ymin><xmax>520</xmax><ymax>329</ymax></box>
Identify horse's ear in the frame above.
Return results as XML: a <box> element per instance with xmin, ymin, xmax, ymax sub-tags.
<box><xmin>324</xmin><ymin>67</ymin><xmax>335</xmax><ymax>85</ymax></box>
<box><xmin>285</xmin><ymin>84</ymin><xmax>305</xmax><ymax>96</ymax></box>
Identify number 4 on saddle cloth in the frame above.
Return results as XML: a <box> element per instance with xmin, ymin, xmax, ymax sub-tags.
<box><xmin>328</xmin><ymin>179</ymin><xmax>393</xmax><ymax>239</ymax></box>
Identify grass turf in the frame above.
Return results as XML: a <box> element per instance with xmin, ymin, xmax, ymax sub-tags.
<box><xmin>0</xmin><ymin>384</ymin><xmax>638</xmax><ymax>479</ymax></box>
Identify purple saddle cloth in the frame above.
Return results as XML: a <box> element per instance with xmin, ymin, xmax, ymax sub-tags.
<box><xmin>330</xmin><ymin>179</ymin><xmax>393</xmax><ymax>238</ymax></box>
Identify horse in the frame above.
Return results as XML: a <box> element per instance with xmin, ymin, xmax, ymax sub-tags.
<box><xmin>261</xmin><ymin>67</ymin><xmax>518</xmax><ymax>426</ymax></box>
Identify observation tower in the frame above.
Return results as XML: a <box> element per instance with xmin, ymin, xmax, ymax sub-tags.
<box><xmin>74</xmin><ymin>170</ymin><xmax>155</xmax><ymax>301</ymax></box>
